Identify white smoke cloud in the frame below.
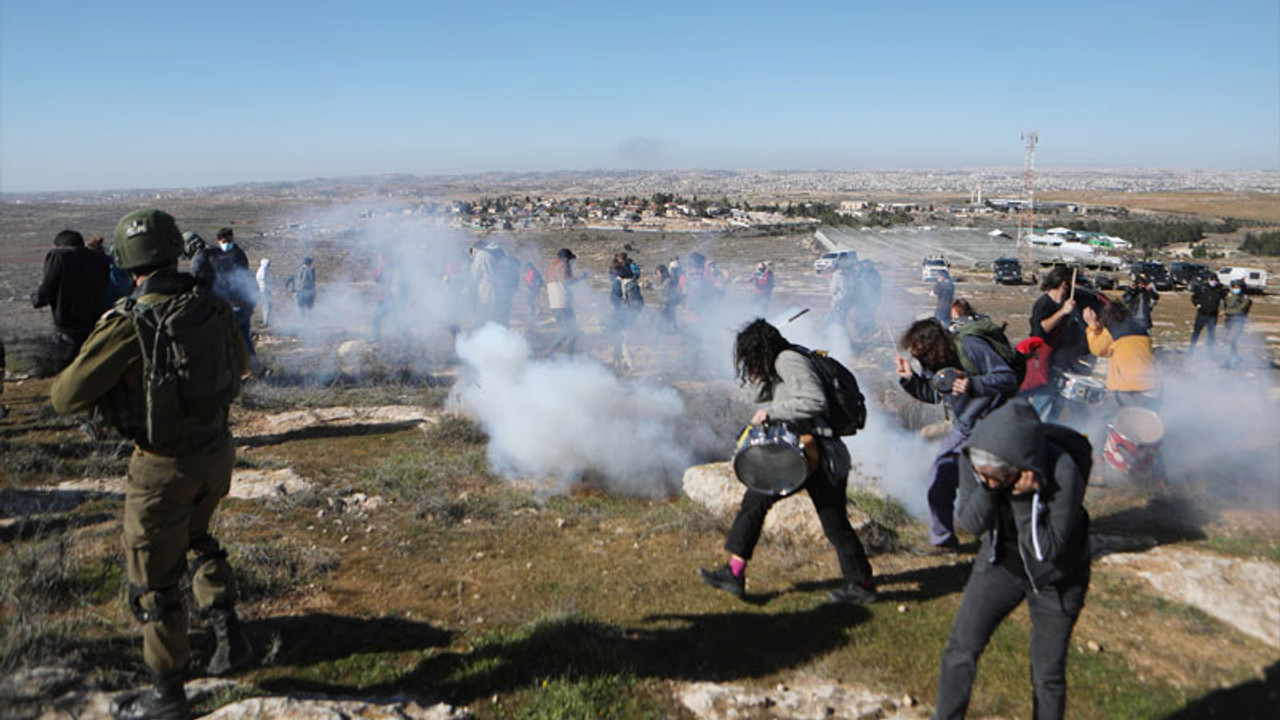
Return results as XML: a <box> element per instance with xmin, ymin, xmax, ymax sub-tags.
<box><xmin>453</xmin><ymin>323</ymin><xmax>696</xmax><ymax>497</ymax></box>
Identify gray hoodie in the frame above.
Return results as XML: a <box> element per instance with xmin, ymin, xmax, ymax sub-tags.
<box><xmin>957</xmin><ymin>398</ymin><xmax>1091</xmax><ymax>589</ymax></box>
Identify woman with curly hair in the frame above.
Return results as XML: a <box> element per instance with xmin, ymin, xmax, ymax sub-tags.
<box><xmin>698</xmin><ymin>319</ymin><xmax>877</xmax><ymax>604</ymax></box>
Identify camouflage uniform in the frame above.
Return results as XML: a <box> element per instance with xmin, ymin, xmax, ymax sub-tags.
<box><xmin>52</xmin><ymin>270</ymin><xmax>249</xmax><ymax>674</ymax></box>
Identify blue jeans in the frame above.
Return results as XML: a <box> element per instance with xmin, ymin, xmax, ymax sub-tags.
<box><xmin>927</xmin><ymin>430</ymin><xmax>967</xmax><ymax>546</ymax></box>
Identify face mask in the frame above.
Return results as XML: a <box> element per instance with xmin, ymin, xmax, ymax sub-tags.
<box><xmin>220</xmin><ymin>241</ymin><xmax>234</xmax><ymax>251</ymax></box>
<box><xmin>1232</xmin><ymin>288</ymin><xmax>1242</xmax><ymax>295</ymax></box>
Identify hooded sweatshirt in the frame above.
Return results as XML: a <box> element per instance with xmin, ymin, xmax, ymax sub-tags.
<box><xmin>957</xmin><ymin>398</ymin><xmax>1090</xmax><ymax>589</ymax></box>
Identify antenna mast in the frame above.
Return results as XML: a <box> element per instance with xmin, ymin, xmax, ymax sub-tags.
<box><xmin>1016</xmin><ymin>131</ymin><xmax>1038</xmax><ymax>267</ymax></box>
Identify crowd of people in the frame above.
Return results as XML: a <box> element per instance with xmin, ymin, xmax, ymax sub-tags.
<box><xmin>13</xmin><ymin>212</ymin><xmax>1271</xmax><ymax>720</ymax></box>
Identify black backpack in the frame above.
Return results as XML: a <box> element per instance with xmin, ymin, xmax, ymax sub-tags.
<box><xmin>954</xmin><ymin>317</ymin><xmax>1027</xmax><ymax>386</ymax></box>
<box><xmin>790</xmin><ymin>345</ymin><xmax>867</xmax><ymax>436</ymax></box>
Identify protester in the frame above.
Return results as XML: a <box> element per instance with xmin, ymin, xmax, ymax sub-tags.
<box><xmin>206</xmin><ymin>228</ymin><xmax>259</xmax><ymax>367</ymax></box>
<box><xmin>932</xmin><ymin>268</ymin><xmax>955</xmax><ymax>324</ymax></box>
<box><xmin>699</xmin><ymin>319</ymin><xmax>877</xmax><ymax>604</ymax></box>
<box><xmin>824</xmin><ymin>255</ymin><xmax>856</xmax><ymax>340</ymax></box>
<box><xmin>469</xmin><ymin>241</ymin><xmax>518</xmax><ymax>328</ymax></box>
<box><xmin>90</xmin><ymin>235</ymin><xmax>135</xmax><ymax>304</ymax></box>
<box><xmin>608</xmin><ymin>252</ymin><xmax>643</xmax><ymax>372</ymax></box>
<box><xmin>653</xmin><ymin>264</ymin><xmax>681</xmax><ymax>334</ymax></box>
<box><xmin>852</xmin><ymin>260</ymin><xmax>881</xmax><ymax>339</ymax></box>
<box><xmin>1222</xmin><ymin>279</ymin><xmax>1252</xmax><ymax>369</ymax></box>
<box><xmin>751</xmin><ymin>261</ymin><xmax>775</xmax><ymax>316</ymax></box>
<box><xmin>374</xmin><ymin>253</ymin><xmax>408</xmax><ymax>341</ymax></box>
<box><xmin>285</xmin><ymin>257</ymin><xmax>316</xmax><ymax>322</ymax></box>
<box><xmin>897</xmin><ymin>319</ymin><xmax>1018</xmax><ymax>552</ymax></box>
<box><xmin>1121</xmin><ymin>272</ymin><xmax>1159</xmax><ymax>331</ymax></box>
<box><xmin>1189</xmin><ymin>274</ymin><xmax>1226</xmax><ymax>354</ymax></box>
<box><xmin>933</xmin><ymin>398</ymin><xmax>1092</xmax><ymax>720</ymax></box>
<box><xmin>255</xmin><ymin>259</ymin><xmax>272</xmax><ymax>327</ymax></box>
<box><xmin>31</xmin><ymin>230</ymin><xmax>111</xmax><ymax>372</ymax></box>
<box><xmin>51</xmin><ymin>210</ymin><xmax>254</xmax><ymax>720</ymax></box>
<box><xmin>1083</xmin><ymin>301</ymin><xmax>1158</xmax><ymax>409</ymax></box>
<box><xmin>523</xmin><ymin>261</ymin><xmax>544</xmax><ymax>317</ymax></box>
<box><xmin>1024</xmin><ymin>267</ymin><xmax>1091</xmax><ymax>422</ymax></box>
<box><xmin>545</xmin><ymin>248</ymin><xmax>578</xmax><ymax>356</ymax></box>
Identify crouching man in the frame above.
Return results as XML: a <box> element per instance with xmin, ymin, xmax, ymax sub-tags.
<box><xmin>933</xmin><ymin>398</ymin><xmax>1092</xmax><ymax>720</ymax></box>
<box><xmin>51</xmin><ymin>210</ymin><xmax>254</xmax><ymax>720</ymax></box>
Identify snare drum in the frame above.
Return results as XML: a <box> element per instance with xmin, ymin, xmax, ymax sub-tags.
<box><xmin>1059</xmin><ymin>373</ymin><xmax>1105</xmax><ymax>405</ymax></box>
<box><xmin>732</xmin><ymin>422</ymin><xmax>809</xmax><ymax>496</ymax></box>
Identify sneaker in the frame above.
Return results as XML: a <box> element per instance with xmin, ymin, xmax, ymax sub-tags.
<box><xmin>828</xmin><ymin>580</ymin><xmax>878</xmax><ymax>605</ymax></box>
<box><xmin>697</xmin><ymin>565</ymin><xmax>745</xmax><ymax>598</ymax></box>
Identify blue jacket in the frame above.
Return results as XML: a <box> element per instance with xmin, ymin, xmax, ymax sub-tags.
<box><xmin>900</xmin><ymin>335</ymin><xmax>1018</xmax><ymax>436</ymax></box>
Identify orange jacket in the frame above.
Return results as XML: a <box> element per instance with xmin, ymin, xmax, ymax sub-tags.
<box><xmin>1086</xmin><ymin>326</ymin><xmax>1158</xmax><ymax>392</ymax></box>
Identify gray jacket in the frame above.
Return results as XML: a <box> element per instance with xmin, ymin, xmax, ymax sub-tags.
<box><xmin>753</xmin><ymin>349</ymin><xmax>850</xmax><ymax>482</ymax></box>
<box><xmin>957</xmin><ymin>399</ymin><xmax>1090</xmax><ymax>590</ymax></box>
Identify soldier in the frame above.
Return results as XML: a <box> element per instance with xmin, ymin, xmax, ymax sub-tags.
<box><xmin>51</xmin><ymin>210</ymin><xmax>254</xmax><ymax>720</ymax></box>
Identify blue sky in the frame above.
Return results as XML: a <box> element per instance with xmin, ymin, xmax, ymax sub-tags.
<box><xmin>2</xmin><ymin>0</ymin><xmax>1277</xmax><ymax>191</ymax></box>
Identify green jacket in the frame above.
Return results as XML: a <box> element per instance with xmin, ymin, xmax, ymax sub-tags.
<box><xmin>1223</xmin><ymin>293</ymin><xmax>1252</xmax><ymax>317</ymax></box>
<box><xmin>51</xmin><ymin>271</ymin><xmax>249</xmax><ymax>455</ymax></box>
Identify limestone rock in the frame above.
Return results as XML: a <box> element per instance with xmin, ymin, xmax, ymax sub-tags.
<box><xmin>681</xmin><ymin>462</ymin><xmax>895</xmax><ymax>552</ymax></box>
<box><xmin>675</xmin><ymin>677</ymin><xmax>931</xmax><ymax>720</ymax></box>
<box><xmin>1100</xmin><ymin>545</ymin><xmax>1280</xmax><ymax>648</ymax></box>
<box><xmin>202</xmin><ymin>696</ymin><xmax>471</xmax><ymax>720</ymax></box>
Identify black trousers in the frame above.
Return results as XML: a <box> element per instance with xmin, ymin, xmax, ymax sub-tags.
<box><xmin>724</xmin><ymin>451</ymin><xmax>872</xmax><ymax>585</ymax></box>
<box><xmin>934</xmin><ymin>558</ymin><xmax>1090</xmax><ymax>720</ymax></box>
<box><xmin>52</xmin><ymin>328</ymin><xmax>91</xmax><ymax>373</ymax></box>
<box><xmin>1189</xmin><ymin>313</ymin><xmax>1217</xmax><ymax>350</ymax></box>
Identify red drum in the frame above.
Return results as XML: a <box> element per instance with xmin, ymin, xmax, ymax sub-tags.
<box><xmin>1102</xmin><ymin>407</ymin><xmax>1165</xmax><ymax>475</ymax></box>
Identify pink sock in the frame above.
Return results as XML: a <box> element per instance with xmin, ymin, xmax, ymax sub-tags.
<box><xmin>729</xmin><ymin>557</ymin><xmax>747</xmax><ymax>578</ymax></box>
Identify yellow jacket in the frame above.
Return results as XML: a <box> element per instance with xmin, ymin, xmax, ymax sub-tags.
<box><xmin>1086</xmin><ymin>325</ymin><xmax>1157</xmax><ymax>392</ymax></box>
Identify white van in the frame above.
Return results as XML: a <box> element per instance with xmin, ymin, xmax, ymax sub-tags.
<box><xmin>1216</xmin><ymin>266</ymin><xmax>1268</xmax><ymax>292</ymax></box>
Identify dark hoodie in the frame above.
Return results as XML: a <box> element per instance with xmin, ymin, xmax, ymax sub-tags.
<box><xmin>957</xmin><ymin>398</ymin><xmax>1090</xmax><ymax>590</ymax></box>
<box><xmin>31</xmin><ymin>237</ymin><xmax>110</xmax><ymax>333</ymax></box>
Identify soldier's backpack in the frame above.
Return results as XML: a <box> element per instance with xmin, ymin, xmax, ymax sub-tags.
<box><xmin>116</xmin><ymin>287</ymin><xmax>241</xmax><ymax>451</ymax></box>
<box><xmin>790</xmin><ymin>345</ymin><xmax>867</xmax><ymax>436</ymax></box>
<box><xmin>953</xmin><ymin>317</ymin><xmax>1027</xmax><ymax>385</ymax></box>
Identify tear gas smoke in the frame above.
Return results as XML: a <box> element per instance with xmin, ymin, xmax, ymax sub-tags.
<box><xmin>453</xmin><ymin>324</ymin><xmax>696</xmax><ymax>496</ymax></box>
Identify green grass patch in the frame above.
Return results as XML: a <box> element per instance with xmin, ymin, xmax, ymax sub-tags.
<box><xmin>848</xmin><ymin>489</ymin><xmax>913</xmax><ymax>529</ymax></box>
<box><xmin>1203</xmin><ymin>530</ymin><xmax>1280</xmax><ymax>563</ymax></box>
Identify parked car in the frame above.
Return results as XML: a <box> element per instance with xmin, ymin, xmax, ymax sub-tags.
<box><xmin>1169</xmin><ymin>261</ymin><xmax>1213</xmax><ymax>289</ymax></box>
<box><xmin>1216</xmin><ymin>266</ymin><xmax>1269</xmax><ymax>293</ymax></box>
<box><xmin>992</xmin><ymin>258</ymin><xmax>1022</xmax><ymax>285</ymax></box>
<box><xmin>1129</xmin><ymin>261</ymin><xmax>1173</xmax><ymax>291</ymax></box>
<box><xmin>814</xmin><ymin>250</ymin><xmax>857</xmax><ymax>274</ymax></box>
<box><xmin>921</xmin><ymin>256</ymin><xmax>950</xmax><ymax>282</ymax></box>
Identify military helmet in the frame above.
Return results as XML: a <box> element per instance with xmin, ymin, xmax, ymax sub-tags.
<box><xmin>112</xmin><ymin>210</ymin><xmax>184</xmax><ymax>271</ymax></box>
<box><xmin>181</xmin><ymin>230</ymin><xmax>207</xmax><ymax>259</ymax></box>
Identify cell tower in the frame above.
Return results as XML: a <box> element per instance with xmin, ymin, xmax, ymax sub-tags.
<box><xmin>1016</xmin><ymin>131</ymin><xmax>1038</xmax><ymax>267</ymax></box>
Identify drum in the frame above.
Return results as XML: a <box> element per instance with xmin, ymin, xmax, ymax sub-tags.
<box><xmin>732</xmin><ymin>422</ymin><xmax>809</xmax><ymax>496</ymax></box>
<box><xmin>1060</xmin><ymin>373</ymin><xmax>1105</xmax><ymax>404</ymax></box>
<box><xmin>1103</xmin><ymin>407</ymin><xmax>1165</xmax><ymax>475</ymax></box>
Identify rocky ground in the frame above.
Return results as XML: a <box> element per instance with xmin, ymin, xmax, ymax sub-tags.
<box><xmin>3</xmin><ymin>199</ymin><xmax>1280</xmax><ymax>719</ymax></box>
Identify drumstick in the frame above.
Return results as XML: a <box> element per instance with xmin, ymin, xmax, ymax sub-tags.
<box><xmin>1069</xmin><ymin>268</ymin><xmax>1077</xmax><ymax>301</ymax></box>
<box><xmin>785</xmin><ymin>307</ymin><xmax>810</xmax><ymax>324</ymax></box>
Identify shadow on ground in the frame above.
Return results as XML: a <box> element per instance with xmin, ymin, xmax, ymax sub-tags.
<box><xmin>1091</xmin><ymin>495</ymin><xmax>1212</xmax><ymax>546</ymax></box>
<box><xmin>256</xmin><ymin>603</ymin><xmax>870</xmax><ymax>706</ymax></box>
<box><xmin>1163</xmin><ymin>659</ymin><xmax>1280</xmax><ymax>720</ymax></box>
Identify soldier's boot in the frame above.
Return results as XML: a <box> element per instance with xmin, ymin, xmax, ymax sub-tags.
<box><xmin>109</xmin><ymin>669</ymin><xmax>189</xmax><ymax>720</ymax></box>
<box><xmin>206</xmin><ymin>607</ymin><xmax>254</xmax><ymax>676</ymax></box>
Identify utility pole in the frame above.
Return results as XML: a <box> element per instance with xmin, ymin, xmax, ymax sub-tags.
<box><xmin>1016</xmin><ymin>131</ymin><xmax>1038</xmax><ymax>268</ymax></box>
